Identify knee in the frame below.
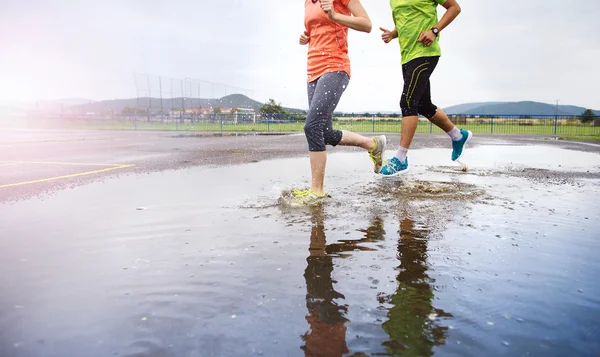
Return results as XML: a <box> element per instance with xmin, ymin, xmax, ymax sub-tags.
<box><xmin>418</xmin><ymin>103</ymin><xmax>438</xmax><ymax>119</ymax></box>
<box><xmin>323</xmin><ymin>127</ymin><xmax>342</xmax><ymax>147</ymax></box>
<box><xmin>400</xmin><ymin>93</ymin><xmax>418</xmax><ymax>117</ymax></box>
<box><xmin>400</xmin><ymin>103</ymin><xmax>418</xmax><ymax>117</ymax></box>
<box><xmin>304</xmin><ymin>116</ymin><xmax>322</xmax><ymax>139</ymax></box>
<box><xmin>304</xmin><ymin>116</ymin><xmax>326</xmax><ymax>152</ymax></box>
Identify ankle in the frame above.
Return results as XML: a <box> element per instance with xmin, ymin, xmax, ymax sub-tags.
<box><xmin>447</xmin><ymin>127</ymin><xmax>463</xmax><ymax>141</ymax></box>
<box><xmin>395</xmin><ymin>146</ymin><xmax>408</xmax><ymax>163</ymax></box>
<box><xmin>311</xmin><ymin>187</ymin><xmax>325</xmax><ymax>196</ymax></box>
<box><xmin>366</xmin><ymin>137</ymin><xmax>376</xmax><ymax>151</ymax></box>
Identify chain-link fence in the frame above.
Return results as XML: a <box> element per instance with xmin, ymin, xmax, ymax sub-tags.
<box><xmin>130</xmin><ymin>74</ymin><xmax>256</xmax><ymax>118</ymax></box>
<box><xmin>20</xmin><ymin>112</ymin><xmax>599</xmax><ymax>137</ymax></box>
<box><xmin>5</xmin><ymin>72</ymin><xmax>598</xmax><ymax>136</ymax></box>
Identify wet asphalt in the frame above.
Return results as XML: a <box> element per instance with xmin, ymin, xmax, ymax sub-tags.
<box><xmin>1</xmin><ymin>129</ymin><xmax>600</xmax><ymax>357</ymax></box>
<box><xmin>1</xmin><ymin>129</ymin><xmax>598</xmax><ymax>203</ymax></box>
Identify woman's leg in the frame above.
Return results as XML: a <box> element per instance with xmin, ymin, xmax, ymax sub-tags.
<box><xmin>304</xmin><ymin>72</ymin><xmax>353</xmax><ymax>195</ymax></box>
<box><xmin>308</xmin><ymin>152</ymin><xmax>327</xmax><ymax>195</ymax></box>
<box><xmin>318</xmin><ymin>74</ymin><xmax>386</xmax><ymax>173</ymax></box>
<box><xmin>304</xmin><ymin>75</ymin><xmax>333</xmax><ymax>196</ymax></box>
<box><xmin>338</xmin><ymin>131</ymin><xmax>375</xmax><ymax>150</ymax></box>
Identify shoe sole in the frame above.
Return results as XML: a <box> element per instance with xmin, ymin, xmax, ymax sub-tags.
<box><xmin>453</xmin><ymin>131</ymin><xmax>473</xmax><ymax>162</ymax></box>
<box><xmin>379</xmin><ymin>167</ymin><xmax>410</xmax><ymax>178</ymax></box>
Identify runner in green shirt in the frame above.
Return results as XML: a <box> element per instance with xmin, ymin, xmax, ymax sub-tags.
<box><xmin>379</xmin><ymin>0</ymin><xmax>473</xmax><ymax>176</ymax></box>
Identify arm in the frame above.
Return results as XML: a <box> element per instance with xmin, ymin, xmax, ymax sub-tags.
<box><xmin>321</xmin><ymin>0</ymin><xmax>372</xmax><ymax>33</ymax></box>
<box><xmin>435</xmin><ymin>0</ymin><xmax>461</xmax><ymax>32</ymax></box>
<box><xmin>418</xmin><ymin>0</ymin><xmax>461</xmax><ymax>46</ymax></box>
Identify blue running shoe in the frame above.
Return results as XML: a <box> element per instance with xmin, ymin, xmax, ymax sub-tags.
<box><xmin>452</xmin><ymin>129</ymin><xmax>473</xmax><ymax>161</ymax></box>
<box><xmin>380</xmin><ymin>157</ymin><xmax>409</xmax><ymax>176</ymax></box>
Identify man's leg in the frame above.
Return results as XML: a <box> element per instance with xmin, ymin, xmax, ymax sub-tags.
<box><xmin>398</xmin><ymin>57</ymin><xmax>439</xmax><ymax>161</ymax></box>
<box><xmin>417</xmin><ymin>81</ymin><xmax>462</xmax><ymax>139</ymax></box>
<box><xmin>381</xmin><ymin>57</ymin><xmax>438</xmax><ymax>175</ymax></box>
<box><xmin>417</xmin><ymin>80</ymin><xmax>472</xmax><ymax>161</ymax></box>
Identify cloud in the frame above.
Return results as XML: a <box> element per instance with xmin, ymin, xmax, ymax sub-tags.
<box><xmin>0</xmin><ymin>0</ymin><xmax>598</xmax><ymax>111</ymax></box>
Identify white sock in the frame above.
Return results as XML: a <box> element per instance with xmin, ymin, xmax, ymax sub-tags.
<box><xmin>395</xmin><ymin>146</ymin><xmax>408</xmax><ymax>163</ymax></box>
<box><xmin>447</xmin><ymin>127</ymin><xmax>463</xmax><ymax>141</ymax></box>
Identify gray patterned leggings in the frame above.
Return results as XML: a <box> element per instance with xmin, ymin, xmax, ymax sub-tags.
<box><xmin>304</xmin><ymin>71</ymin><xmax>348</xmax><ymax>152</ymax></box>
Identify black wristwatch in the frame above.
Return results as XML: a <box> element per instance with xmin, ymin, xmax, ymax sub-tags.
<box><xmin>432</xmin><ymin>27</ymin><xmax>440</xmax><ymax>37</ymax></box>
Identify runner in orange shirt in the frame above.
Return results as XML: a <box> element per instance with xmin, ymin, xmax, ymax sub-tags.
<box><xmin>293</xmin><ymin>0</ymin><xmax>386</xmax><ymax>203</ymax></box>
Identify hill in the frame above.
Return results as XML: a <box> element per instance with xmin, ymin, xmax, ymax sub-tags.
<box><xmin>66</xmin><ymin>94</ymin><xmax>304</xmax><ymax>114</ymax></box>
<box><xmin>443</xmin><ymin>102</ymin><xmax>503</xmax><ymax>114</ymax></box>
<box><xmin>445</xmin><ymin>101</ymin><xmax>599</xmax><ymax>116</ymax></box>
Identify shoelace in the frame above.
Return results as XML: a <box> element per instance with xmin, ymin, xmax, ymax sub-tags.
<box><xmin>368</xmin><ymin>138</ymin><xmax>380</xmax><ymax>164</ymax></box>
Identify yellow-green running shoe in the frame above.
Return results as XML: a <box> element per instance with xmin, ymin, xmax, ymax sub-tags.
<box><xmin>292</xmin><ymin>189</ymin><xmax>330</xmax><ymax>204</ymax></box>
<box><xmin>368</xmin><ymin>135</ymin><xmax>387</xmax><ymax>173</ymax></box>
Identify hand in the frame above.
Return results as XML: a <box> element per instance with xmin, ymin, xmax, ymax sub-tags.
<box><xmin>380</xmin><ymin>27</ymin><xmax>394</xmax><ymax>43</ymax></box>
<box><xmin>299</xmin><ymin>32</ymin><xmax>310</xmax><ymax>45</ymax></box>
<box><xmin>418</xmin><ymin>30</ymin><xmax>436</xmax><ymax>47</ymax></box>
<box><xmin>320</xmin><ymin>0</ymin><xmax>337</xmax><ymax>21</ymax></box>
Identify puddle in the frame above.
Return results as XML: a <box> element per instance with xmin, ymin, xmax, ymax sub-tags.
<box><xmin>172</xmin><ymin>132</ymin><xmax>291</xmax><ymax>138</ymax></box>
<box><xmin>1</xmin><ymin>145</ymin><xmax>599</xmax><ymax>357</ymax></box>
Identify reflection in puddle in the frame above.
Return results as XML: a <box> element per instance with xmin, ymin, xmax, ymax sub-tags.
<box><xmin>297</xmin><ymin>199</ymin><xmax>459</xmax><ymax>356</ymax></box>
<box><xmin>2</xmin><ymin>145</ymin><xmax>600</xmax><ymax>357</ymax></box>
<box><xmin>301</xmin><ymin>206</ymin><xmax>350</xmax><ymax>357</ymax></box>
<box><xmin>381</xmin><ymin>217</ymin><xmax>452</xmax><ymax>356</ymax></box>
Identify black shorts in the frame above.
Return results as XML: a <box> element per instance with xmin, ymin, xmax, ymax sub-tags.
<box><xmin>400</xmin><ymin>56</ymin><xmax>439</xmax><ymax>118</ymax></box>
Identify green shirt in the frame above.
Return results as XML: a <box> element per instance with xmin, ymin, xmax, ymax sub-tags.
<box><xmin>390</xmin><ymin>0</ymin><xmax>446</xmax><ymax>64</ymax></box>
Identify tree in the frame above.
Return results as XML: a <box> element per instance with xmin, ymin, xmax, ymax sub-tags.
<box><xmin>259</xmin><ymin>99</ymin><xmax>286</xmax><ymax>115</ymax></box>
<box><xmin>213</xmin><ymin>107</ymin><xmax>222</xmax><ymax>114</ymax></box>
<box><xmin>121</xmin><ymin>107</ymin><xmax>147</xmax><ymax>115</ymax></box>
<box><xmin>581</xmin><ymin>109</ymin><xmax>596</xmax><ymax>123</ymax></box>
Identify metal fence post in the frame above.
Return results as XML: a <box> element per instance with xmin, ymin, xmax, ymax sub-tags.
<box><xmin>220</xmin><ymin>114</ymin><xmax>223</xmax><ymax>133</ymax></box>
<box><xmin>268</xmin><ymin>114</ymin><xmax>271</xmax><ymax>132</ymax></box>
<box><xmin>554</xmin><ymin>115</ymin><xmax>558</xmax><ymax>136</ymax></box>
<box><xmin>372</xmin><ymin>115</ymin><xmax>375</xmax><ymax>132</ymax></box>
<box><xmin>429</xmin><ymin>121</ymin><xmax>433</xmax><ymax>133</ymax></box>
<box><xmin>491</xmin><ymin>117</ymin><xmax>494</xmax><ymax>134</ymax></box>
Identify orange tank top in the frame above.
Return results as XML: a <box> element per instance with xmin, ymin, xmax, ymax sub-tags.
<box><xmin>304</xmin><ymin>0</ymin><xmax>351</xmax><ymax>83</ymax></box>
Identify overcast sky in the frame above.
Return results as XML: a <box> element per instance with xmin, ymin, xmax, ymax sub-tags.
<box><xmin>0</xmin><ymin>0</ymin><xmax>598</xmax><ymax>111</ymax></box>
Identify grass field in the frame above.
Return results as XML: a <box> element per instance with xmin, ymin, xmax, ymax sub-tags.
<box><xmin>3</xmin><ymin>118</ymin><xmax>600</xmax><ymax>136</ymax></box>
<box><xmin>559</xmin><ymin>136</ymin><xmax>600</xmax><ymax>141</ymax></box>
